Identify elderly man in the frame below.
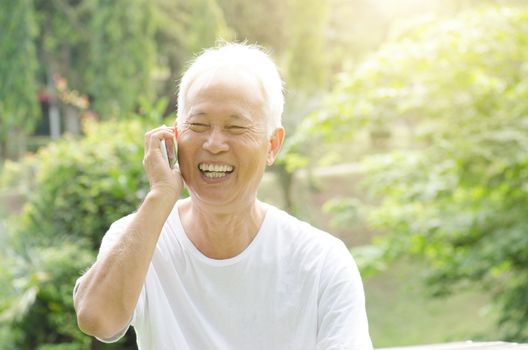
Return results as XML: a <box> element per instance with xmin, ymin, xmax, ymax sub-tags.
<box><xmin>74</xmin><ymin>43</ymin><xmax>373</xmax><ymax>349</ymax></box>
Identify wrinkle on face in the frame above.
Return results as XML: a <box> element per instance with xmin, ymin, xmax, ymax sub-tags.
<box><xmin>175</xmin><ymin>67</ymin><xmax>273</xmax><ymax>212</ymax></box>
<box><xmin>178</xmin><ymin>67</ymin><xmax>269</xmax><ymax>132</ymax></box>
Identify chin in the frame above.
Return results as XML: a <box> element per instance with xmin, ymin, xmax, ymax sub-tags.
<box><xmin>190</xmin><ymin>190</ymin><xmax>255</xmax><ymax>210</ymax></box>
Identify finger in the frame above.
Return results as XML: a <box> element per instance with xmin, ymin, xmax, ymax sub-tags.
<box><xmin>144</xmin><ymin>127</ymin><xmax>175</xmax><ymax>152</ymax></box>
<box><xmin>144</xmin><ymin>125</ymin><xmax>169</xmax><ymax>140</ymax></box>
<box><xmin>144</xmin><ymin>125</ymin><xmax>174</xmax><ymax>143</ymax></box>
<box><xmin>148</xmin><ymin>130</ymin><xmax>174</xmax><ymax>150</ymax></box>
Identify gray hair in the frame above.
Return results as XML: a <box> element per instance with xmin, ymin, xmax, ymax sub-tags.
<box><xmin>177</xmin><ymin>42</ymin><xmax>284</xmax><ymax>135</ymax></box>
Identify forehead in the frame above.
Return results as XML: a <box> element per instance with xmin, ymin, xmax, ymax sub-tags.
<box><xmin>184</xmin><ymin>68</ymin><xmax>266</xmax><ymax>118</ymax></box>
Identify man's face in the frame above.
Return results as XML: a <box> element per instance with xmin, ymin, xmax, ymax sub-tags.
<box><xmin>177</xmin><ymin>68</ymin><xmax>279</xmax><ymax>211</ymax></box>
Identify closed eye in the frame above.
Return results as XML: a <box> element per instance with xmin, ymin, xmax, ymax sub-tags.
<box><xmin>189</xmin><ymin>123</ymin><xmax>209</xmax><ymax>132</ymax></box>
<box><xmin>226</xmin><ymin>125</ymin><xmax>247</xmax><ymax>134</ymax></box>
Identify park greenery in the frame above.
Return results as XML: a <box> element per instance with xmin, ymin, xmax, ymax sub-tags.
<box><xmin>304</xmin><ymin>5</ymin><xmax>528</xmax><ymax>341</ymax></box>
<box><xmin>1</xmin><ymin>0</ymin><xmax>528</xmax><ymax>348</ymax></box>
<box><xmin>0</xmin><ymin>0</ymin><xmax>39</xmax><ymax>159</ymax></box>
<box><xmin>0</xmin><ymin>119</ymin><xmax>148</xmax><ymax>349</ymax></box>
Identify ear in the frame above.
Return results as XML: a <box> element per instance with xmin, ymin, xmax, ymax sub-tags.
<box><xmin>266</xmin><ymin>127</ymin><xmax>285</xmax><ymax>166</ymax></box>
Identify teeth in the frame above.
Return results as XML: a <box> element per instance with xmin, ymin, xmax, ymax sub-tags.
<box><xmin>199</xmin><ymin>163</ymin><xmax>233</xmax><ymax>172</ymax></box>
<box><xmin>204</xmin><ymin>171</ymin><xmax>227</xmax><ymax>178</ymax></box>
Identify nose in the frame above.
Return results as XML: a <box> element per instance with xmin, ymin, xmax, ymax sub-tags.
<box><xmin>203</xmin><ymin>128</ymin><xmax>229</xmax><ymax>154</ymax></box>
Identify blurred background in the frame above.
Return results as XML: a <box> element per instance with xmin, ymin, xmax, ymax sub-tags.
<box><xmin>1</xmin><ymin>0</ymin><xmax>528</xmax><ymax>348</ymax></box>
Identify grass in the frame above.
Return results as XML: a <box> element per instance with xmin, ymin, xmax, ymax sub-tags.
<box><xmin>365</xmin><ymin>261</ymin><xmax>500</xmax><ymax>347</ymax></box>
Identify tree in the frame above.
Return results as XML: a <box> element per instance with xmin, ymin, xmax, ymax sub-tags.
<box><xmin>30</xmin><ymin>0</ymin><xmax>232</xmax><ymax>127</ymax></box>
<box><xmin>0</xmin><ymin>0</ymin><xmax>39</xmax><ymax>159</ymax></box>
<box><xmin>85</xmin><ymin>0</ymin><xmax>156</xmax><ymax>118</ymax></box>
<box><xmin>304</xmin><ymin>5</ymin><xmax>528</xmax><ymax>340</ymax></box>
<box><xmin>32</xmin><ymin>0</ymin><xmax>158</xmax><ymax>124</ymax></box>
<box><xmin>153</xmin><ymin>0</ymin><xmax>232</xmax><ymax>116</ymax></box>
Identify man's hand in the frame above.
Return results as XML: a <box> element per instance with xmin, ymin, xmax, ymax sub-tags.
<box><xmin>143</xmin><ymin>125</ymin><xmax>183</xmax><ymax>197</ymax></box>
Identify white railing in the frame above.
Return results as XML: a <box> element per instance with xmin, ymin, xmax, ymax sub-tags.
<box><xmin>379</xmin><ymin>341</ymin><xmax>528</xmax><ymax>350</ymax></box>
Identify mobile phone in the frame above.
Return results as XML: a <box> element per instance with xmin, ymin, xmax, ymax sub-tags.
<box><xmin>160</xmin><ymin>134</ymin><xmax>178</xmax><ymax>169</ymax></box>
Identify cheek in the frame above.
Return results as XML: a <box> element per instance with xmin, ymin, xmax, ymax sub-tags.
<box><xmin>176</xmin><ymin>139</ymin><xmax>196</xmax><ymax>173</ymax></box>
<box><xmin>238</xmin><ymin>130</ymin><xmax>268</xmax><ymax>148</ymax></box>
<box><xmin>176</xmin><ymin>126</ymin><xmax>193</xmax><ymax>141</ymax></box>
<box><xmin>241</xmin><ymin>142</ymin><xmax>269</xmax><ymax>170</ymax></box>
<box><xmin>177</xmin><ymin>128</ymin><xmax>204</xmax><ymax>154</ymax></box>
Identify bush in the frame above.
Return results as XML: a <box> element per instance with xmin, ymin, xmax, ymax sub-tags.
<box><xmin>0</xmin><ymin>118</ymin><xmax>154</xmax><ymax>349</ymax></box>
<box><xmin>4</xmin><ymin>244</ymin><xmax>94</xmax><ymax>349</ymax></box>
<box><xmin>16</xmin><ymin>119</ymin><xmax>149</xmax><ymax>250</ymax></box>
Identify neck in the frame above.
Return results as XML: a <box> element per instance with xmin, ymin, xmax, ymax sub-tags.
<box><xmin>178</xmin><ymin>198</ymin><xmax>266</xmax><ymax>259</ymax></box>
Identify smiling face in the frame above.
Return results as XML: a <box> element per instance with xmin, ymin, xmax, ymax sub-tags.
<box><xmin>177</xmin><ymin>68</ymin><xmax>283</xmax><ymax>212</ymax></box>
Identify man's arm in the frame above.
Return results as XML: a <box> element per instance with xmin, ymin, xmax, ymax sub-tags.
<box><xmin>316</xmin><ymin>241</ymin><xmax>373</xmax><ymax>350</ymax></box>
<box><xmin>74</xmin><ymin>126</ymin><xmax>182</xmax><ymax>340</ymax></box>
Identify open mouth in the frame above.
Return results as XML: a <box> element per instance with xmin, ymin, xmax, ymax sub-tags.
<box><xmin>198</xmin><ymin>163</ymin><xmax>235</xmax><ymax>179</ymax></box>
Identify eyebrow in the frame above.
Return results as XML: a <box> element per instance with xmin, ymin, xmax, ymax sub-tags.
<box><xmin>228</xmin><ymin>114</ymin><xmax>252</xmax><ymax>123</ymax></box>
<box><xmin>188</xmin><ymin>111</ymin><xmax>252</xmax><ymax>123</ymax></box>
<box><xmin>188</xmin><ymin>111</ymin><xmax>207</xmax><ymax>118</ymax></box>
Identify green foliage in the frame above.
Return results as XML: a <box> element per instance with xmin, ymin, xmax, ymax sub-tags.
<box><xmin>32</xmin><ymin>0</ymin><xmax>161</xmax><ymax>120</ymax></box>
<box><xmin>0</xmin><ymin>117</ymin><xmax>153</xmax><ymax>348</ymax></box>
<box><xmin>27</xmin><ymin>0</ymin><xmax>236</xmax><ymax>124</ymax></box>
<box><xmin>322</xmin><ymin>197</ymin><xmax>362</xmax><ymax>230</ymax></box>
<box><xmin>86</xmin><ymin>0</ymin><xmax>156</xmax><ymax>118</ymax></box>
<box><xmin>308</xmin><ymin>5</ymin><xmax>528</xmax><ymax>340</ymax></box>
<box><xmin>0</xmin><ymin>156</ymin><xmax>38</xmax><ymax>190</ymax></box>
<box><xmin>1</xmin><ymin>244</ymin><xmax>94</xmax><ymax>349</ymax></box>
<box><xmin>0</xmin><ymin>0</ymin><xmax>39</xmax><ymax>142</ymax></box>
<box><xmin>16</xmin><ymin>119</ymin><xmax>149</xmax><ymax>250</ymax></box>
<box><xmin>180</xmin><ymin>0</ymin><xmax>233</xmax><ymax>54</ymax></box>
<box><xmin>0</xmin><ymin>155</ymin><xmax>39</xmax><ymax>217</ymax></box>
<box><xmin>282</xmin><ymin>0</ymin><xmax>329</xmax><ymax>91</ymax></box>
<box><xmin>219</xmin><ymin>0</ymin><xmax>288</xmax><ymax>52</ymax></box>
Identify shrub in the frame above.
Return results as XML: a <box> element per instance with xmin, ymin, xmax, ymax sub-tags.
<box><xmin>0</xmin><ymin>118</ymin><xmax>154</xmax><ymax>348</ymax></box>
<box><xmin>16</xmin><ymin>119</ymin><xmax>149</xmax><ymax>250</ymax></box>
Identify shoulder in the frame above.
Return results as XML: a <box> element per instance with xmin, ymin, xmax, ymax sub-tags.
<box><xmin>110</xmin><ymin>212</ymin><xmax>137</xmax><ymax>229</ymax></box>
<box><xmin>265</xmin><ymin>203</ymin><xmax>344</xmax><ymax>248</ymax></box>
<box><xmin>263</xmin><ymin>203</ymin><xmax>351</xmax><ymax>267</ymax></box>
<box><xmin>104</xmin><ymin>212</ymin><xmax>137</xmax><ymax>238</ymax></box>
<box><xmin>97</xmin><ymin>212</ymin><xmax>137</xmax><ymax>258</ymax></box>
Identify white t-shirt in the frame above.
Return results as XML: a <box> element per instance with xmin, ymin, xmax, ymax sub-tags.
<box><xmin>96</xmin><ymin>202</ymin><xmax>373</xmax><ymax>350</ymax></box>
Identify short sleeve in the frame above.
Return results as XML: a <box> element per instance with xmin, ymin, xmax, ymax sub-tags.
<box><xmin>316</xmin><ymin>240</ymin><xmax>373</xmax><ymax>350</ymax></box>
<box><xmin>73</xmin><ymin>213</ymin><xmax>137</xmax><ymax>295</ymax></box>
<box><xmin>74</xmin><ymin>213</ymin><xmax>138</xmax><ymax>344</ymax></box>
<box><xmin>97</xmin><ymin>213</ymin><xmax>137</xmax><ymax>259</ymax></box>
